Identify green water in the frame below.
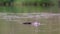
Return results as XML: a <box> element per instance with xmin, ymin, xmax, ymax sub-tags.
<box><xmin>0</xmin><ymin>0</ymin><xmax>59</xmax><ymax>13</ymax></box>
